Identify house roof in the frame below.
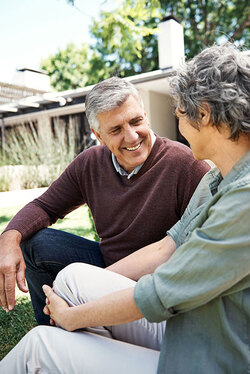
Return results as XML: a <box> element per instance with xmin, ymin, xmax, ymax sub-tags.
<box><xmin>0</xmin><ymin>68</ymin><xmax>175</xmax><ymax>124</ymax></box>
<box><xmin>0</xmin><ymin>81</ymin><xmax>49</xmax><ymax>106</ymax></box>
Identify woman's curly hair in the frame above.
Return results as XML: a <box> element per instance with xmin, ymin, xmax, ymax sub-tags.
<box><xmin>170</xmin><ymin>43</ymin><xmax>250</xmax><ymax>140</ymax></box>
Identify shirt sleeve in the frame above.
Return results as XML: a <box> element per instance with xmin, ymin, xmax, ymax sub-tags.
<box><xmin>134</xmin><ymin>185</ymin><xmax>250</xmax><ymax>322</ymax></box>
<box><xmin>175</xmin><ymin>151</ymin><xmax>210</xmax><ymax>219</ymax></box>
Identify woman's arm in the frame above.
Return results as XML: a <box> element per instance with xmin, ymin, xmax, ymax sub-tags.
<box><xmin>42</xmin><ymin>235</ymin><xmax>176</xmax><ymax>329</ymax></box>
<box><xmin>43</xmin><ymin>285</ymin><xmax>143</xmax><ymax>332</ymax></box>
<box><xmin>106</xmin><ymin>235</ymin><xmax>176</xmax><ymax>280</ymax></box>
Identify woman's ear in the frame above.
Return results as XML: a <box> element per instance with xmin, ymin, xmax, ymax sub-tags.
<box><xmin>198</xmin><ymin>103</ymin><xmax>211</xmax><ymax>126</ymax></box>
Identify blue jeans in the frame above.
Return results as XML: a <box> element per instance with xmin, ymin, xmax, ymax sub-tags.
<box><xmin>21</xmin><ymin>228</ymin><xmax>105</xmax><ymax>325</ymax></box>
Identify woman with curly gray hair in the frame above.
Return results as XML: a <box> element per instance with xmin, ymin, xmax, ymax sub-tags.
<box><xmin>171</xmin><ymin>43</ymin><xmax>249</xmax><ymax>139</ymax></box>
<box><xmin>1</xmin><ymin>43</ymin><xmax>249</xmax><ymax>374</ymax></box>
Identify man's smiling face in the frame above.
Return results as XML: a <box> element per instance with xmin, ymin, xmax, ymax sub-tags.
<box><xmin>92</xmin><ymin>95</ymin><xmax>152</xmax><ymax>173</ymax></box>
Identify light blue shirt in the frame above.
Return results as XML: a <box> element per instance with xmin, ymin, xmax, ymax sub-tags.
<box><xmin>112</xmin><ymin>130</ymin><xmax>156</xmax><ymax>179</ymax></box>
<box><xmin>134</xmin><ymin>150</ymin><xmax>250</xmax><ymax>374</ymax></box>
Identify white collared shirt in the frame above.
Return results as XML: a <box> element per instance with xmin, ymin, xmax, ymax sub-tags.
<box><xmin>112</xmin><ymin>130</ymin><xmax>156</xmax><ymax>179</ymax></box>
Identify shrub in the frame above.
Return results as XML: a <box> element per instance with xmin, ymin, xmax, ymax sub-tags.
<box><xmin>0</xmin><ymin>119</ymin><xmax>82</xmax><ymax>191</ymax></box>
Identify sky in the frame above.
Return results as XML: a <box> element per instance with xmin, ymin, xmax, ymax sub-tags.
<box><xmin>0</xmin><ymin>0</ymin><xmax>115</xmax><ymax>83</ymax></box>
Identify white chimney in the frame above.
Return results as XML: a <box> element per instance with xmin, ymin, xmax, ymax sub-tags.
<box><xmin>12</xmin><ymin>68</ymin><xmax>51</xmax><ymax>91</ymax></box>
<box><xmin>158</xmin><ymin>15</ymin><xmax>185</xmax><ymax>70</ymax></box>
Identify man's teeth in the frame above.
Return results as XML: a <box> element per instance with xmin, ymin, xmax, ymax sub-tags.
<box><xmin>126</xmin><ymin>144</ymin><xmax>141</xmax><ymax>151</ymax></box>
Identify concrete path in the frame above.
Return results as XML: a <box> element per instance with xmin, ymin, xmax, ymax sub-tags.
<box><xmin>0</xmin><ymin>188</ymin><xmax>47</xmax><ymax>208</ymax></box>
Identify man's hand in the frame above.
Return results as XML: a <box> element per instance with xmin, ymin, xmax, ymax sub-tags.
<box><xmin>0</xmin><ymin>230</ymin><xmax>28</xmax><ymax>312</ymax></box>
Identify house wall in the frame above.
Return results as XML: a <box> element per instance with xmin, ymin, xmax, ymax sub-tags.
<box><xmin>139</xmin><ymin>89</ymin><xmax>177</xmax><ymax>140</ymax></box>
<box><xmin>149</xmin><ymin>91</ymin><xmax>177</xmax><ymax>140</ymax></box>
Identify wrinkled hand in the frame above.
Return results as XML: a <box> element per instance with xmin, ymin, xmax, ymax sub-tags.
<box><xmin>0</xmin><ymin>230</ymin><xmax>28</xmax><ymax>312</ymax></box>
<box><xmin>43</xmin><ymin>285</ymin><xmax>70</xmax><ymax>330</ymax></box>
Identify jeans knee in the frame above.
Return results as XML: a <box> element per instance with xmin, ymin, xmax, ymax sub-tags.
<box><xmin>21</xmin><ymin>229</ymin><xmax>49</xmax><ymax>256</ymax></box>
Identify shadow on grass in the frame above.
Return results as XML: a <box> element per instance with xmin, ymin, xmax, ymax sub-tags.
<box><xmin>0</xmin><ymin>298</ymin><xmax>37</xmax><ymax>360</ymax></box>
<box><xmin>0</xmin><ymin>215</ymin><xmax>12</xmax><ymax>225</ymax></box>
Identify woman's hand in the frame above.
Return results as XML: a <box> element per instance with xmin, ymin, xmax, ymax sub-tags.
<box><xmin>42</xmin><ymin>285</ymin><xmax>71</xmax><ymax>330</ymax></box>
<box><xmin>43</xmin><ymin>285</ymin><xmax>142</xmax><ymax>332</ymax></box>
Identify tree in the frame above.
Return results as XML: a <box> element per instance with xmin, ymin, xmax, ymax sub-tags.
<box><xmin>41</xmin><ymin>0</ymin><xmax>160</xmax><ymax>90</ymax></box>
<box><xmin>159</xmin><ymin>0</ymin><xmax>250</xmax><ymax>59</ymax></box>
<box><xmin>43</xmin><ymin>0</ymin><xmax>249</xmax><ymax>90</ymax></box>
<box><xmin>88</xmin><ymin>0</ymin><xmax>160</xmax><ymax>77</ymax></box>
<box><xmin>40</xmin><ymin>43</ymin><xmax>90</xmax><ymax>91</ymax></box>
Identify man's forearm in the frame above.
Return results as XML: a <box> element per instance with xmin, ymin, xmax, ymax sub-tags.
<box><xmin>0</xmin><ymin>229</ymin><xmax>22</xmax><ymax>242</ymax></box>
<box><xmin>107</xmin><ymin>235</ymin><xmax>176</xmax><ymax>280</ymax></box>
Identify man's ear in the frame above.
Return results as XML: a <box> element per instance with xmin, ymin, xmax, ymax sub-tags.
<box><xmin>144</xmin><ymin>111</ymin><xmax>150</xmax><ymax>127</ymax></box>
<box><xmin>91</xmin><ymin>128</ymin><xmax>105</xmax><ymax>145</ymax></box>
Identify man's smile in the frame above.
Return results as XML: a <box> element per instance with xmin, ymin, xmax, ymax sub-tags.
<box><xmin>123</xmin><ymin>141</ymin><xmax>142</xmax><ymax>152</ymax></box>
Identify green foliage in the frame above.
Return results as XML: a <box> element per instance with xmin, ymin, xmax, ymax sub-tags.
<box><xmin>88</xmin><ymin>0</ymin><xmax>160</xmax><ymax>78</ymax></box>
<box><xmin>44</xmin><ymin>0</ymin><xmax>249</xmax><ymax>90</ymax></box>
<box><xmin>41</xmin><ymin>43</ymin><xmax>90</xmax><ymax>91</ymax></box>
<box><xmin>159</xmin><ymin>0</ymin><xmax>250</xmax><ymax>59</ymax></box>
<box><xmin>42</xmin><ymin>0</ymin><xmax>161</xmax><ymax>89</ymax></box>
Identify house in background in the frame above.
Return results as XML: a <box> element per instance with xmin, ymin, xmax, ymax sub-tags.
<box><xmin>0</xmin><ymin>68</ymin><xmax>51</xmax><ymax>105</ymax></box>
<box><xmin>0</xmin><ymin>16</ymin><xmax>187</xmax><ymax>155</ymax></box>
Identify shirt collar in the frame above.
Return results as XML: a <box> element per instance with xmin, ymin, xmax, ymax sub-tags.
<box><xmin>112</xmin><ymin>130</ymin><xmax>156</xmax><ymax>179</ymax></box>
<box><xmin>208</xmin><ymin>150</ymin><xmax>250</xmax><ymax>195</ymax></box>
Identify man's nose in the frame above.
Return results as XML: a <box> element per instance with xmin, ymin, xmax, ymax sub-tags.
<box><xmin>124</xmin><ymin>125</ymin><xmax>139</xmax><ymax>143</ymax></box>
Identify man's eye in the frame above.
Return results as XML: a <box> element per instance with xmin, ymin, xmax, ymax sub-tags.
<box><xmin>132</xmin><ymin>118</ymin><xmax>143</xmax><ymax>126</ymax></box>
<box><xmin>111</xmin><ymin>128</ymin><xmax>120</xmax><ymax>134</ymax></box>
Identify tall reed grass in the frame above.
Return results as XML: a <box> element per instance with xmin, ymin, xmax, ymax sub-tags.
<box><xmin>0</xmin><ymin>118</ymin><xmax>85</xmax><ymax>191</ymax></box>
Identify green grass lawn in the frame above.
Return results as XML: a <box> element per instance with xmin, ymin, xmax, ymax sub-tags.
<box><xmin>0</xmin><ymin>204</ymin><xmax>98</xmax><ymax>360</ymax></box>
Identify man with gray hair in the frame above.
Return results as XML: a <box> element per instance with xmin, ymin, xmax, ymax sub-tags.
<box><xmin>0</xmin><ymin>77</ymin><xmax>209</xmax><ymax>325</ymax></box>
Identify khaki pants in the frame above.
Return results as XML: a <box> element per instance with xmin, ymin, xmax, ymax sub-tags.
<box><xmin>0</xmin><ymin>263</ymin><xmax>164</xmax><ymax>373</ymax></box>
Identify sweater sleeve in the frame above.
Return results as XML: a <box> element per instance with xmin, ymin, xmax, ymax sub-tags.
<box><xmin>176</xmin><ymin>151</ymin><xmax>210</xmax><ymax>219</ymax></box>
<box><xmin>134</xmin><ymin>185</ymin><xmax>250</xmax><ymax>322</ymax></box>
<box><xmin>2</xmin><ymin>154</ymin><xmax>86</xmax><ymax>241</ymax></box>
<box><xmin>167</xmin><ymin>171</ymin><xmax>213</xmax><ymax>241</ymax></box>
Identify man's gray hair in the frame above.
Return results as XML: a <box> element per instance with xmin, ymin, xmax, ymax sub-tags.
<box><xmin>170</xmin><ymin>43</ymin><xmax>250</xmax><ymax>140</ymax></box>
<box><xmin>85</xmin><ymin>77</ymin><xmax>143</xmax><ymax>131</ymax></box>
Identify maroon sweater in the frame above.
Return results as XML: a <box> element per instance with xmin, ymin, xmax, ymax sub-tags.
<box><xmin>4</xmin><ymin>135</ymin><xmax>210</xmax><ymax>265</ymax></box>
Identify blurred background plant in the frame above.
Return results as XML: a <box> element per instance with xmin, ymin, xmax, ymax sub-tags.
<box><xmin>0</xmin><ymin>118</ymin><xmax>83</xmax><ymax>191</ymax></box>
